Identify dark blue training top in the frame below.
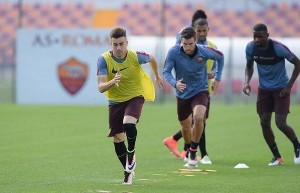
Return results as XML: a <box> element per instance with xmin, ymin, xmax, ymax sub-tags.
<box><xmin>245</xmin><ymin>39</ymin><xmax>296</xmax><ymax>90</ymax></box>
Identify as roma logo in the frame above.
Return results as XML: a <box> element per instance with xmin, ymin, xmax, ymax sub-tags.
<box><xmin>58</xmin><ymin>57</ymin><xmax>88</xmax><ymax>95</ymax></box>
<box><xmin>197</xmin><ymin>57</ymin><xmax>203</xmax><ymax>63</ymax></box>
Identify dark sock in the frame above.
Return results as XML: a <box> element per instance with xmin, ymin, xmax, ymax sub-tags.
<box><xmin>190</xmin><ymin>141</ymin><xmax>198</xmax><ymax>160</ymax></box>
<box><xmin>184</xmin><ymin>143</ymin><xmax>190</xmax><ymax>158</ymax></box>
<box><xmin>173</xmin><ymin>130</ymin><xmax>182</xmax><ymax>141</ymax></box>
<box><xmin>123</xmin><ymin>123</ymin><xmax>137</xmax><ymax>152</ymax></box>
<box><xmin>292</xmin><ymin>138</ymin><xmax>300</xmax><ymax>150</ymax></box>
<box><xmin>269</xmin><ymin>144</ymin><xmax>281</xmax><ymax>158</ymax></box>
<box><xmin>127</xmin><ymin>150</ymin><xmax>135</xmax><ymax>165</ymax></box>
<box><xmin>199</xmin><ymin>127</ymin><xmax>207</xmax><ymax>157</ymax></box>
<box><xmin>191</xmin><ymin>141</ymin><xmax>198</xmax><ymax>150</ymax></box>
<box><xmin>114</xmin><ymin>141</ymin><xmax>127</xmax><ymax>169</ymax></box>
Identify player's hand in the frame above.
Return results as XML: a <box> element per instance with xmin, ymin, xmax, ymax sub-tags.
<box><xmin>243</xmin><ymin>83</ymin><xmax>251</xmax><ymax>96</ymax></box>
<box><xmin>155</xmin><ymin>76</ymin><xmax>164</xmax><ymax>89</ymax></box>
<box><xmin>279</xmin><ymin>87</ymin><xmax>291</xmax><ymax>97</ymax></box>
<box><xmin>176</xmin><ymin>78</ymin><xmax>186</xmax><ymax>92</ymax></box>
<box><xmin>114</xmin><ymin>70</ymin><xmax>121</xmax><ymax>86</ymax></box>
<box><xmin>212</xmin><ymin>80</ymin><xmax>219</xmax><ymax>95</ymax></box>
<box><xmin>207</xmin><ymin>71</ymin><xmax>215</xmax><ymax>79</ymax></box>
<box><xmin>211</xmin><ymin>79</ymin><xmax>220</xmax><ymax>95</ymax></box>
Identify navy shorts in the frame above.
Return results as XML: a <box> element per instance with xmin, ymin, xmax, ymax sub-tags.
<box><xmin>256</xmin><ymin>87</ymin><xmax>290</xmax><ymax>114</ymax></box>
<box><xmin>108</xmin><ymin>96</ymin><xmax>144</xmax><ymax>137</ymax></box>
<box><xmin>176</xmin><ymin>91</ymin><xmax>209</xmax><ymax>121</ymax></box>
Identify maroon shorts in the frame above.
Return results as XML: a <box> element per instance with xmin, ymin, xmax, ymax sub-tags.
<box><xmin>256</xmin><ymin>87</ymin><xmax>290</xmax><ymax>114</ymax></box>
<box><xmin>108</xmin><ymin>96</ymin><xmax>144</xmax><ymax>137</ymax></box>
<box><xmin>177</xmin><ymin>91</ymin><xmax>209</xmax><ymax>121</ymax></box>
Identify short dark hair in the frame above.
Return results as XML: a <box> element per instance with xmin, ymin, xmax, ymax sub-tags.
<box><xmin>253</xmin><ymin>23</ymin><xmax>268</xmax><ymax>32</ymax></box>
<box><xmin>181</xmin><ymin>27</ymin><xmax>196</xmax><ymax>40</ymax></box>
<box><xmin>191</xmin><ymin>9</ymin><xmax>207</xmax><ymax>25</ymax></box>
<box><xmin>110</xmin><ymin>27</ymin><xmax>127</xmax><ymax>39</ymax></box>
<box><xmin>193</xmin><ymin>18</ymin><xmax>208</xmax><ymax>27</ymax></box>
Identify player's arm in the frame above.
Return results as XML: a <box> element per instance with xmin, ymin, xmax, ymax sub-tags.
<box><xmin>276</xmin><ymin>45</ymin><xmax>300</xmax><ymax>95</ymax></box>
<box><xmin>287</xmin><ymin>56</ymin><xmax>300</xmax><ymax>89</ymax></box>
<box><xmin>202</xmin><ymin>46</ymin><xmax>224</xmax><ymax>93</ymax></box>
<box><xmin>202</xmin><ymin>46</ymin><xmax>224</xmax><ymax>81</ymax></box>
<box><xmin>208</xmin><ymin>60</ymin><xmax>217</xmax><ymax>79</ymax></box>
<box><xmin>97</xmin><ymin>57</ymin><xmax>121</xmax><ymax>93</ymax></box>
<box><xmin>243</xmin><ymin>43</ymin><xmax>255</xmax><ymax>96</ymax></box>
<box><xmin>163</xmin><ymin>49</ymin><xmax>186</xmax><ymax>92</ymax></box>
<box><xmin>163</xmin><ymin>50</ymin><xmax>177</xmax><ymax>88</ymax></box>
<box><xmin>137</xmin><ymin>51</ymin><xmax>164</xmax><ymax>89</ymax></box>
<box><xmin>148</xmin><ymin>54</ymin><xmax>164</xmax><ymax>89</ymax></box>
<box><xmin>97</xmin><ymin>74</ymin><xmax>120</xmax><ymax>93</ymax></box>
<box><xmin>280</xmin><ymin>56</ymin><xmax>300</xmax><ymax>97</ymax></box>
<box><xmin>243</xmin><ymin>60</ymin><xmax>254</xmax><ymax>96</ymax></box>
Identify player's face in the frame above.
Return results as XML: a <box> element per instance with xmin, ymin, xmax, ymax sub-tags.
<box><xmin>253</xmin><ymin>31</ymin><xmax>269</xmax><ymax>47</ymax></box>
<box><xmin>111</xmin><ymin>37</ymin><xmax>128</xmax><ymax>59</ymax></box>
<box><xmin>181</xmin><ymin>37</ymin><xmax>196</xmax><ymax>55</ymax></box>
<box><xmin>194</xmin><ymin>24</ymin><xmax>209</xmax><ymax>41</ymax></box>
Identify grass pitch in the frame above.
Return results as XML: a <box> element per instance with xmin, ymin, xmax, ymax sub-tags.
<box><xmin>0</xmin><ymin>103</ymin><xmax>300</xmax><ymax>193</ymax></box>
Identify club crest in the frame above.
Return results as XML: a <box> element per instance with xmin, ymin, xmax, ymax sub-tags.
<box><xmin>197</xmin><ymin>57</ymin><xmax>203</xmax><ymax>63</ymax></box>
<box><xmin>58</xmin><ymin>57</ymin><xmax>88</xmax><ymax>95</ymax></box>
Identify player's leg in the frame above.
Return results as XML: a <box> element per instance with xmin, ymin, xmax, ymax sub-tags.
<box><xmin>109</xmin><ymin>102</ymin><xmax>127</xmax><ymax>169</ymax></box>
<box><xmin>188</xmin><ymin>92</ymin><xmax>209</xmax><ymax>166</ymax></box>
<box><xmin>108</xmin><ymin>102</ymin><xmax>130</xmax><ymax>183</ymax></box>
<box><xmin>113</xmin><ymin>133</ymin><xmax>127</xmax><ymax>169</ymax></box>
<box><xmin>113</xmin><ymin>133</ymin><xmax>135</xmax><ymax>185</ymax></box>
<box><xmin>177</xmin><ymin>96</ymin><xmax>193</xmax><ymax>165</ymax></box>
<box><xmin>180</xmin><ymin>115</ymin><xmax>193</xmax><ymax>165</ymax></box>
<box><xmin>199</xmin><ymin>125</ymin><xmax>207</xmax><ymax>157</ymax></box>
<box><xmin>198</xmin><ymin>126</ymin><xmax>212</xmax><ymax>164</ymax></box>
<box><xmin>257</xmin><ymin>88</ymin><xmax>283</xmax><ymax>165</ymax></box>
<box><xmin>259</xmin><ymin>113</ymin><xmax>283</xmax><ymax>165</ymax></box>
<box><xmin>273</xmin><ymin>91</ymin><xmax>300</xmax><ymax>164</ymax></box>
<box><xmin>275</xmin><ymin>114</ymin><xmax>300</xmax><ymax>163</ymax></box>
<box><xmin>182</xmin><ymin>115</ymin><xmax>194</xmax><ymax>161</ymax></box>
<box><xmin>189</xmin><ymin>104</ymin><xmax>206</xmax><ymax>165</ymax></box>
<box><xmin>163</xmin><ymin>129</ymin><xmax>182</xmax><ymax>158</ymax></box>
<box><xmin>198</xmin><ymin>96</ymin><xmax>212</xmax><ymax>164</ymax></box>
<box><xmin>123</xmin><ymin>97</ymin><xmax>145</xmax><ymax>174</ymax></box>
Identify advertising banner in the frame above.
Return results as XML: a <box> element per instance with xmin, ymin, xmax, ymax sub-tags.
<box><xmin>16</xmin><ymin>29</ymin><xmax>110</xmax><ymax>105</ymax></box>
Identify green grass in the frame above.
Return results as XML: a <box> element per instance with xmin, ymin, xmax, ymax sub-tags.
<box><xmin>0</xmin><ymin>80</ymin><xmax>14</xmax><ymax>103</ymax></box>
<box><xmin>0</xmin><ymin>103</ymin><xmax>300</xmax><ymax>193</ymax></box>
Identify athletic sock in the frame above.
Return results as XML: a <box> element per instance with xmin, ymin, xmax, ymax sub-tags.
<box><xmin>190</xmin><ymin>141</ymin><xmax>198</xmax><ymax>160</ymax></box>
<box><xmin>114</xmin><ymin>141</ymin><xmax>127</xmax><ymax>169</ymax></box>
<box><xmin>269</xmin><ymin>144</ymin><xmax>281</xmax><ymax>158</ymax></box>
<box><xmin>173</xmin><ymin>130</ymin><xmax>182</xmax><ymax>141</ymax></box>
<box><xmin>184</xmin><ymin>143</ymin><xmax>190</xmax><ymax>158</ymax></box>
<box><xmin>127</xmin><ymin>149</ymin><xmax>135</xmax><ymax>165</ymax></box>
<box><xmin>292</xmin><ymin>138</ymin><xmax>300</xmax><ymax>151</ymax></box>
<box><xmin>199</xmin><ymin>128</ymin><xmax>207</xmax><ymax>157</ymax></box>
<box><xmin>123</xmin><ymin>123</ymin><xmax>137</xmax><ymax>152</ymax></box>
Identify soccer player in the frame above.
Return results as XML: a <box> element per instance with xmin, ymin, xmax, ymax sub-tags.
<box><xmin>163</xmin><ymin>27</ymin><xmax>224</xmax><ymax>167</ymax></box>
<box><xmin>97</xmin><ymin>27</ymin><xmax>164</xmax><ymax>184</ymax></box>
<box><xmin>163</xmin><ymin>10</ymin><xmax>216</xmax><ymax>165</ymax></box>
<box><xmin>175</xmin><ymin>9</ymin><xmax>207</xmax><ymax>44</ymax></box>
<box><xmin>243</xmin><ymin>23</ymin><xmax>300</xmax><ymax>165</ymax></box>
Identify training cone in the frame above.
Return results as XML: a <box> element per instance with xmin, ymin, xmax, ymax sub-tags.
<box><xmin>234</xmin><ymin>163</ymin><xmax>249</xmax><ymax>169</ymax></box>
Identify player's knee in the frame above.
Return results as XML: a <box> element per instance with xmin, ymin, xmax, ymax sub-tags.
<box><xmin>275</xmin><ymin>120</ymin><xmax>287</xmax><ymax>130</ymax></box>
<box><xmin>193</xmin><ymin>115</ymin><xmax>205</xmax><ymax>125</ymax></box>
<box><xmin>123</xmin><ymin>123</ymin><xmax>137</xmax><ymax>138</ymax></box>
<box><xmin>113</xmin><ymin>133</ymin><xmax>125</xmax><ymax>142</ymax></box>
<box><xmin>260</xmin><ymin>118</ymin><xmax>271</xmax><ymax>128</ymax></box>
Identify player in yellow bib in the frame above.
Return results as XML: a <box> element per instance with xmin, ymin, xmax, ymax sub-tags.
<box><xmin>97</xmin><ymin>27</ymin><xmax>163</xmax><ymax>185</ymax></box>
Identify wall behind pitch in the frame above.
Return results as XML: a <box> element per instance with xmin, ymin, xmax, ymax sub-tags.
<box><xmin>16</xmin><ymin>30</ymin><xmax>300</xmax><ymax>105</ymax></box>
<box><xmin>16</xmin><ymin>29</ymin><xmax>111</xmax><ymax>105</ymax></box>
